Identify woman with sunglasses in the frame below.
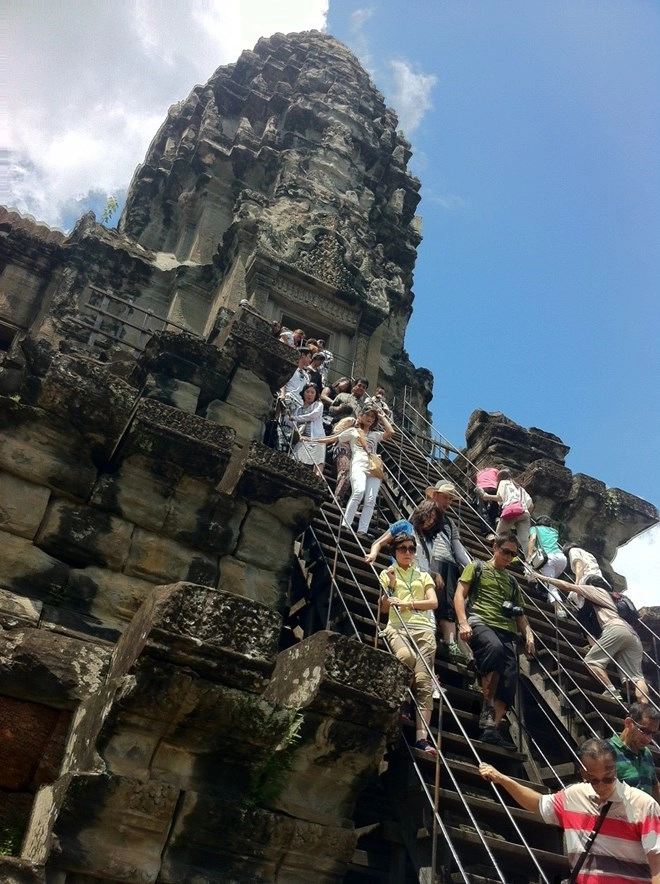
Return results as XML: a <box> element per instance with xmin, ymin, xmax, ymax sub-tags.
<box><xmin>380</xmin><ymin>533</ymin><xmax>439</xmax><ymax>756</ymax></box>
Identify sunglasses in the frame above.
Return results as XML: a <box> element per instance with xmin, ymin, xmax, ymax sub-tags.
<box><xmin>583</xmin><ymin>776</ymin><xmax>616</xmax><ymax>786</ymax></box>
<box><xmin>632</xmin><ymin>720</ymin><xmax>658</xmax><ymax>738</ymax></box>
<box><xmin>397</xmin><ymin>544</ymin><xmax>416</xmax><ymax>553</ymax></box>
<box><xmin>499</xmin><ymin>548</ymin><xmax>517</xmax><ymax>557</ymax></box>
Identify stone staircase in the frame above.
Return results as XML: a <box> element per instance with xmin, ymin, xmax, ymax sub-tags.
<box><xmin>290</xmin><ymin>429</ymin><xmax>659</xmax><ymax>883</ymax></box>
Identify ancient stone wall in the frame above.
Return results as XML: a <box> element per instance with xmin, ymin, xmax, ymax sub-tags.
<box><xmin>0</xmin><ymin>305</ymin><xmax>409</xmax><ymax>882</ymax></box>
<box><xmin>463</xmin><ymin>409</ymin><xmax>658</xmax><ymax>589</ymax></box>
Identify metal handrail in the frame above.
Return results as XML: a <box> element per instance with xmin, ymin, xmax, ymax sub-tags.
<box><xmin>292</xmin><ymin>439</ymin><xmax>563</xmax><ymax>880</ymax></box>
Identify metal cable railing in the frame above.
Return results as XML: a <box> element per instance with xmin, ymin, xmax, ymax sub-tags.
<box><xmin>389</xmin><ymin>402</ymin><xmax>660</xmax><ymax>704</ymax></box>
<box><xmin>529</xmin><ymin>571</ymin><xmax>660</xmax><ymax>712</ymax></box>
<box><xmin>291</xmin><ymin>437</ymin><xmax>572</xmax><ymax>880</ymax></box>
<box><xmin>309</xmin><ymin>511</ymin><xmax>554</xmax><ymax>883</ymax></box>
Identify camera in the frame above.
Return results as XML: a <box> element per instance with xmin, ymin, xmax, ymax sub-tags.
<box><xmin>501</xmin><ymin>600</ymin><xmax>524</xmax><ymax>618</ymax></box>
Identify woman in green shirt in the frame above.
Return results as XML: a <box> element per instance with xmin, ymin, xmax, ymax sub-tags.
<box><xmin>380</xmin><ymin>533</ymin><xmax>439</xmax><ymax>755</ymax></box>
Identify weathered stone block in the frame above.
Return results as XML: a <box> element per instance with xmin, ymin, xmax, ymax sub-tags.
<box><xmin>36</xmin><ymin>353</ymin><xmax>141</xmax><ymax>459</ymax></box>
<box><xmin>218</xmin><ymin>555</ymin><xmax>286</xmax><ymax>609</ymax></box>
<box><xmin>0</xmin><ymin>629</ymin><xmax>110</xmax><ymax>708</ymax></box>
<box><xmin>0</xmin><ymin>401</ymin><xmax>97</xmax><ymax>499</ymax></box>
<box><xmin>124</xmin><ymin>528</ymin><xmax>218</xmax><ymax>586</ymax></box>
<box><xmin>264</xmin><ymin>632</ymin><xmax>408</xmax><ymax>731</ymax></box>
<box><xmin>91</xmin><ymin>454</ymin><xmax>182</xmax><ymax>533</ymax></box>
<box><xmin>213</xmin><ymin>310</ymin><xmax>300</xmax><ymax>391</ymax></box>
<box><xmin>144</xmin><ymin>373</ymin><xmax>200</xmax><ymax>413</ymax></box>
<box><xmin>39</xmin><ymin>606</ymin><xmax>122</xmax><ymax>644</ymax></box>
<box><xmin>63</xmin><ymin>566</ymin><xmax>156</xmax><ymax>628</ymax></box>
<box><xmin>234</xmin><ymin>506</ymin><xmax>295</xmax><ymax>572</ymax></box>
<box><xmin>0</xmin><ymin>261</ymin><xmax>52</xmax><ymax>327</ymax></box>
<box><xmin>159</xmin><ymin>796</ymin><xmax>356</xmax><ymax>884</ymax></box>
<box><xmin>0</xmin><ymin>473</ymin><xmax>51</xmax><ymax>540</ymax></box>
<box><xmin>162</xmin><ymin>478</ymin><xmax>246</xmax><ymax>554</ymax></box>
<box><xmin>0</xmin><ymin>531</ymin><xmax>69</xmax><ymax>601</ymax></box>
<box><xmin>47</xmin><ymin>774</ymin><xmax>180</xmax><ymax>883</ymax></box>
<box><xmin>217</xmin><ymin>442</ymin><xmax>326</xmax><ymax>521</ymax></box>
<box><xmin>0</xmin><ymin>697</ymin><xmax>65</xmax><ymax>791</ymax></box>
<box><xmin>465</xmin><ymin>408</ymin><xmax>571</xmax><ymax>471</ymax></box>
<box><xmin>114</xmin><ymin>583</ymin><xmax>282</xmax><ymax>690</ymax></box>
<box><xmin>0</xmin><ymin>588</ymin><xmax>42</xmax><ymax>629</ymax></box>
<box><xmin>99</xmin><ymin>664</ymin><xmax>296</xmax><ymax>792</ymax></box>
<box><xmin>224</xmin><ymin>366</ymin><xmax>274</xmax><ymax>419</ymax></box>
<box><xmin>35</xmin><ymin>500</ymin><xmax>133</xmax><ymax>571</ymax></box>
<box><xmin>0</xmin><ymin>857</ymin><xmax>45</xmax><ymax>883</ymax></box>
<box><xmin>126</xmin><ymin>398</ymin><xmax>235</xmax><ymax>482</ymax></box>
<box><xmin>261</xmin><ymin>634</ymin><xmax>409</xmax><ymax>825</ymax></box>
<box><xmin>136</xmin><ymin>330</ymin><xmax>235</xmax><ymax>401</ymax></box>
<box><xmin>204</xmin><ymin>398</ymin><xmax>264</xmax><ymax>443</ymax></box>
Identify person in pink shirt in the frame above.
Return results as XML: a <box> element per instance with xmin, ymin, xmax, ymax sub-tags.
<box><xmin>474</xmin><ymin>465</ymin><xmax>500</xmax><ymax>532</ymax></box>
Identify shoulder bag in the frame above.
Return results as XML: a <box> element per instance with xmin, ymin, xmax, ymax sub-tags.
<box><xmin>501</xmin><ymin>485</ymin><xmax>526</xmax><ymax>521</ymax></box>
<box><xmin>527</xmin><ymin>528</ymin><xmax>548</xmax><ymax>569</ymax></box>
<box><xmin>356</xmin><ymin>429</ymin><xmax>384</xmax><ymax>479</ymax></box>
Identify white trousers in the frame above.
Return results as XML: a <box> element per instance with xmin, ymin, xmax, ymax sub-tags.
<box><xmin>343</xmin><ymin>466</ymin><xmax>381</xmax><ymax>534</ymax></box>
<box><xmin>539</xmin><ymin>552</ymin><xmax>568</xmax><ymax>603</ymax></box>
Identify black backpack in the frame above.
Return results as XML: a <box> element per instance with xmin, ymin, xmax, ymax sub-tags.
<box><xmin>612</xmin><ymin>591</ymin><xmax>639</xmax><ymax>627</ymax></box>
<box><xmin>575</xmin><ymin>599</ymin><xmax>602</xmax><ymax>639</ymax></box>
<box><xmin>576</xmin><ymin>589</ymin><xmax>639</xmax><ymax>640</ymax></box>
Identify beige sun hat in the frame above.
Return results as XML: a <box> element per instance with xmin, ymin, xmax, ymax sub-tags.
<box><xmin>425</xmin><ymin>481</ymin><xmax>458</xmax><ymax>498</ymax></box>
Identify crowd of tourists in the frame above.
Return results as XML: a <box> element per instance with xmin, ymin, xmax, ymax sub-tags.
<box><xmin>268</xmin><ymin>332</ymin><xmax>658</xmax><ymax>881</ymax></box>
<box><xmin>272</xmin><ymin>337</ymin><xmax>649</xmax><ymax>724</ymax></box>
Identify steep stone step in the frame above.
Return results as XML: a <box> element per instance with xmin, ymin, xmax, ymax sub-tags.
<box><xmin>440</xmin><ymin>825</ymin><xmax>569</xmax><ymax>879</ymax></box>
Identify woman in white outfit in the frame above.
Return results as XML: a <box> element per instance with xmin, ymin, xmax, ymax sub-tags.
<box><xmin>317</xmin><ymin>406</ymin><xmax>395</xmax><ymax>537</ymax></box>
<box><xmin>291</xmin><ymin>383</ymin><xmax>325</xmax><ymax>476</ymax></box>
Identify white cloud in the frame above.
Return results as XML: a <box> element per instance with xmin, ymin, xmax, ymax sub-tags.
<box><xmin>388</xmin><ymin>59</ymin><xmax>437</xmax><ymax>134</ymax></box>
<box><xmin>428</xmin><ymin>194</ymin><xmax>468</xmax><ymax>211</ymax></box>
<box><xmin>613</xmin><ymin>522</ymin><xmax>660</xmax><ymax>610</ymax></box>
<box><xmin>5</xmin><ymin>0</ymin><xmax>328</xmax><ymax>230</ymax></box>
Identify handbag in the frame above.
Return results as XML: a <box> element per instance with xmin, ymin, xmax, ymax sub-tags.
<box><xmin>501</xmin><ymin>485</ymin><xmax>526</xmax><ymax>521</ymax></box>
<box><xmin>367</xmin><ymin>453</ymin><xmax>384</xmax><ymax>479</ymax></box>
<box><xmin>527</xmin><ymin>530</ymin><xmax>548</xmax><ymax>569</ymax></box>
<box><xmin>356</xmin><ymin>429</ymin><xmax>384</xmax><ymax>479</ymax></box>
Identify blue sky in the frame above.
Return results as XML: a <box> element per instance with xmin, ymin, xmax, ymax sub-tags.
<box><xmin>5</xmin><ymin>1</ymin><xmax>659</xmax><ymax>602</ymax></box>
<box><xmin>325</xmin><ymin>1</ymin><xmax>660</xmax><ymax>508</ymax></box>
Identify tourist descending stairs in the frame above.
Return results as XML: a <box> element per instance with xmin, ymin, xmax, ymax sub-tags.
<box><xmin>288</xmin><ymin>415</ymin><xmax>660</xmax><ymax>883</ymax></box>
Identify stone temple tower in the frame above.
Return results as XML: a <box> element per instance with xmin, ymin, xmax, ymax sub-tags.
<box><xmin>119</xmin><ymin>30</ymin><xmax>431</xmax><ymax>405</ymax></box>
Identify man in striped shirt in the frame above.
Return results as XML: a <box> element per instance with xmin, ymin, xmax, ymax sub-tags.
<box><xmin>609</xmin><ymin>703</ymin><xmax>660</xmax><ymax>801</ymax></box>
<box><xmin>480</xmin><ymin>738</ymin><xmax>660</xmax><ymax>882</ymax></box>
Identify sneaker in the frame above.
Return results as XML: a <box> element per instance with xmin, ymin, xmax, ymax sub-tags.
<box><xmin>480</xmin><ymin>727</ymin><xmax>516</xmax><ymax>750</ymax></box>
<box><xmin>400</xmin><ymin>701</ymin><xmax>413</xmax><ymax>721</ymax></box>
<box><xmin>415</xmin><ymin>739</ymin><xmax>438</xmax><ymax>757</ymax></box>
<box><xmin>448</xmin><ymin>640</ymin><xmax>467</xmax><ymax>663</ymax></box>
<box><xmin>478</xmin><ymin>703</ymin><xmax>496</xmax><ymax>729</ymax></box>
<box><xmin>602</xmin><ymin>686</ymin><xmax>623</xmax><ymax>701</ymax></box>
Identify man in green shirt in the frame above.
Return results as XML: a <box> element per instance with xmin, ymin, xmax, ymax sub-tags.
<box><xmin>454</xmin><ymin>533</ymin><xmax>535</xmax><ymax>749</ymax></box>
<box><xmin>608</xmin><ymin>703</ymin><xmax>660</xmax><ymax>801</ymax></box>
